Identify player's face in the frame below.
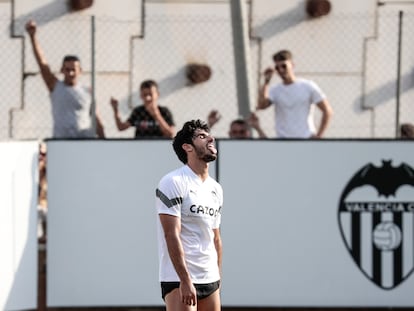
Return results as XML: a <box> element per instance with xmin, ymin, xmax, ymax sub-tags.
<box><xmin>61</xmin><ymin>61</ymin><xmax>81</xmax><ymax>86</ymax></box>
<box><xmin>192</xmin><ymin>130</ymin><xmax>217</xmax><ymax>162</ymax></box>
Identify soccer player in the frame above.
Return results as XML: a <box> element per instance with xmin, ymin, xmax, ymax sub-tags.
<box><xmin>155</xmin><ymin>119</ymin><xmax>223</xmax><ymax>311</ymax></box>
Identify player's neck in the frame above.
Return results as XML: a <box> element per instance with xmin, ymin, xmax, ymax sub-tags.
<box><xmin>187</xmin><ymin>161</ymin><xmax>209</xmax><ymax>181</ymax></box>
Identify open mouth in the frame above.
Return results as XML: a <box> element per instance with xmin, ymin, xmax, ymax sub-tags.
<box><xmin>207</xmin><ymin>143</ymin><xmax>217</xmax><ymax>154</ymax></box>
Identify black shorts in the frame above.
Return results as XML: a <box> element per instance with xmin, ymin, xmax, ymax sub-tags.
<box><xmin>161</xmin><ymin>280</ymin><xmax>220</xmax><ymax>300</ymax></box>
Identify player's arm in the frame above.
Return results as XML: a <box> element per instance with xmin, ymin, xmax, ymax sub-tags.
<box><xmin>213</xmin><ymin>228</ymin><xmax>222</xmax><ymax>278</ymax></box>
<box><xmin>25</xmin><ymin>20</ymin><xmax>57</xmax><ymax>92</ymax></box>
<box><xmin>159</xmin><ymin>214</ymin><xmax>197</xmax><ymax>305</ymax></box>
<box><xmin>315</xmin><ymin>99</ymin><xmax>333</xmax><ymax>138</ymax></box>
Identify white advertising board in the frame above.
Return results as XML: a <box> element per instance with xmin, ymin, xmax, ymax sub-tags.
<box><xmin>46</xmin><ymin>139</ymin><xmax>414</xmax><ymax>307</ymax></box>
<box><xmin>0</xmin><ymin>142</ymin><xmax>38</xmax><ymax>311</ymax></box>
<box><xmin>219</xmin><ymin>140</ymin><xmax>414</xmax><ymax>307</ymax></box>
<box><xmin>46</xmin><ymin>140</ymin><xmax>216</xmax><ymax>307</ymax></box>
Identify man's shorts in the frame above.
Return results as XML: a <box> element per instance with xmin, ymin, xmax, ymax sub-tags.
<box><xmin>160</xmin><ymin>280</ymin><xmax>220</xmax><ymax>300</ymax></box>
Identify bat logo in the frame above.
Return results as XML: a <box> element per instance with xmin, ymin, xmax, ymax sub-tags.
<box><xmin>340</xmin><ymin>160</ymin><xmax>414</xmax><ymax>198</ymax></box>
<box><xmin>338</xmin><ymin>160</ymin><xmax>414</xmax><ymax>290</ymax></box>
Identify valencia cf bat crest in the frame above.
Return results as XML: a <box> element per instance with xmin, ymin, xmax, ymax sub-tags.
<box><xmin>338</xmin><ymin>160</ymin><xmax>414</xmax><ymax>290</ymax></box>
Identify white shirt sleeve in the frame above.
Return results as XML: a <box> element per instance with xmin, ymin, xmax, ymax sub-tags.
<box><xmin>156</xmin><ymin>175</ymin><xmax>184</xmax><ymax>217</ymax></box>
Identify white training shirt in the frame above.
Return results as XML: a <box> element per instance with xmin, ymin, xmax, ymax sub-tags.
<box><xmin>268</xmin><ymin>78</ymin><xmax>326</xmax><ymax>138</ymax></box>
<box><xmin>156</xmin><ymin>165</ymin><xmax>223</xmax><ymax>283</ymax></box>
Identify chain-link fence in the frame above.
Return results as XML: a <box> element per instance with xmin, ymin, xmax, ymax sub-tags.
<box><xmin>1</xmin><ymin>10</ymin><xmax>413</xmax><ymax>140</ymax></box>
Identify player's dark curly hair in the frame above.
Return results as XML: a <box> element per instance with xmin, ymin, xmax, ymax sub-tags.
<box><xmin>173</xmin><ymin>119</ymin><xmax>210</xmax><ymax>164</ymax></box>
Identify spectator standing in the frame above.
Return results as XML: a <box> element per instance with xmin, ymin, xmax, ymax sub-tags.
<box><xmin>25</xmin><ymin>20</ymin><xmax>105</xmax><ymax>139</ymax></box>
<box><xmin>110</xmin><ymin>80</ymin><xmax>175</xmax><ymax>138</ymax></box>
<box><xmin>257</xmin><ymin>49</ymin><xmax>333</xmax><ymax>138</ymax></box>
<box><xmin>155</xmin><ymin>120</ymin><xmax>222</xmax><ymax>310</ymax></box>
<box><xmin>208</xmin><ymin>109</ymin><xmax>267</xmax><ymax>138</ymax></box>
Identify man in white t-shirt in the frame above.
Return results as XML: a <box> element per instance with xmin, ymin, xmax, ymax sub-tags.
<box><xmin>257</xmin><ymin>49</ymin><xmax>333</xmax><ymax>138</ymax></box>
<box><xmin>156</xmin><ymin>119</ymin><xmax>223</xmax><ymax>310</ymax></box>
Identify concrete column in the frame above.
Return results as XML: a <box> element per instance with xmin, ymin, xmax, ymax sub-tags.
<box><xmin>230</xmin><ymin>0</ymin><xmax>254</xmax><ymax>118</ymax></box>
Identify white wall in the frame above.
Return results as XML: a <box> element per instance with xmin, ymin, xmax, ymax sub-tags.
<box><xmin>2</xmin><ymin>0</ymin><xmax>414</xmax><ymax>140</ymax></box>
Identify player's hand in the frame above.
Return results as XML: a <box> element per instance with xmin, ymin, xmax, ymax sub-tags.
<box><xmin>179</xmin><ymin>281</ymin><xmax>197</xmax><ymax>306</ymax></box>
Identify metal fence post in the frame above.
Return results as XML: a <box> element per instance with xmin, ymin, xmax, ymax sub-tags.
<box><xmin>91</xmin><ymin>15</ymin><xmax>97</xmax><ymax>134</ymax></box>
<box><xmin>395</xmin><ymin>10</ymin><xmax>403</xmax><ymax>138</ymax></box>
